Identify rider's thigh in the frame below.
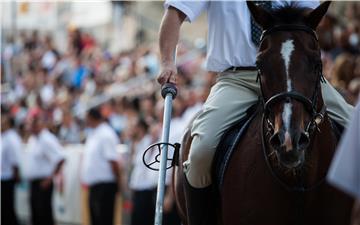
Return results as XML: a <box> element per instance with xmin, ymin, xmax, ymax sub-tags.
<box><xmin>191</xmin><ymin>71</ymin><xmax>260</xmax><ymax>147</ymax></box>
<box><xmin>185</xmin><ymin>71</ymin><xmax>259</xmax><ymax>188</ymax></box>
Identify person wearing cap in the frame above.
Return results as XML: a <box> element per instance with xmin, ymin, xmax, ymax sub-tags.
<box><xmin>81</xmin><ymin>107</ymin><xmax>121</xmax><ymax>225</ymax></box>
<box><xmin>24</xmin><ymin>114</ymin><xmax>65</xmax><ymax>225</ymax></box>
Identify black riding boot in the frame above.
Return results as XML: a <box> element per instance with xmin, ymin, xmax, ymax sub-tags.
<box><xmin>183</xmin><ymin>175</ymin><xmax>217</xmax><ymax>225</ymax></box>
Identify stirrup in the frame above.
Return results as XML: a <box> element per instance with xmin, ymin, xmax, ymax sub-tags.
<box><xmin>143</xmin><ymin>142</ymin><xmax>181</xmax><ymax>171</ymax></box>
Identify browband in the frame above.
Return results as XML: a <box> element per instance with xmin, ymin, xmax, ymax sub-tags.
<box><xmin>260</xmin><ymin>24</ymin><xmax>318</xmax><ymax>43</ymax></box>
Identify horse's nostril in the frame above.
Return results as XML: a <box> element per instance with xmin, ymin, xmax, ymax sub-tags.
<box><xmin>270</xmin><ymin>133</ymin><xmax>282</xmax><ymax>149</ymax></box>
<box><xmin>298</xmin><ymin>132</ymin><xmax>310</xmax><ymax>149</ymax></box>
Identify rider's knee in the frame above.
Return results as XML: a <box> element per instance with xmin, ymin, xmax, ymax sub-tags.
<box><xmin>189</xmin><ymin>135</ymin><xmax>216</xmax><ymax>165</ymax></box>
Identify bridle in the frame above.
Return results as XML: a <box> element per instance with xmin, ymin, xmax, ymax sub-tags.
<box><xmin>257</xmin><ymin>24</ymin><xmax>327</xmax><ymax>192</ymax></box>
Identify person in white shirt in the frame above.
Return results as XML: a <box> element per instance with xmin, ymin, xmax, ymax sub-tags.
<box><xmin>129</xmin><ymin>119</ymin><xmax>158</xmax><ymax>225</ymax></box>
<box><xmin>1</xmin><ymin>108</ymin><xmax>21</xmax><ymax>225</ymax></box>
<box><xmin>327</xmin><ymin>100</ymin><xmax>360</xmax><ymax>225</ymax></box>
<box><xmin>129</xmin><ymin>119</ymin><xmax>181</xmax><ymax>225</ymax></box>
<box><xmin>157</xmin><ymin>1</ymin><xmax>354</xmax><ymax>224</ymax></box>
<box><xmin>25</xmin><ymin>114</ymin><xmax>65</xmax><ymax>225</ymax></box>
<box><xmin>81</xmin><ymin>107</ymin><xmax>121</xmax><ymax>225</ymax></box>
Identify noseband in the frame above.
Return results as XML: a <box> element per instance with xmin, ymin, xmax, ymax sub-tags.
<box><xmin>258</xmin><ymin>24</ymin><xmax>327</xmax><ymax>192</ymax></box>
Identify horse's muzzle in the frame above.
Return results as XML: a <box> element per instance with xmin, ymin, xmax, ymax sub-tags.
<box><xmin>270</xmin><ymin>130</ymin><xmax>310</xmax><ymax>151</ymax></box>
<box><xmin>278</xmin><ymin>149</ymin><xmax>305</xmax><ymax>169</ymax></box>
<box><xmin>269</xmin><ymin>130</ymin><xmax>309</xmax><ymax>168</ymax></box>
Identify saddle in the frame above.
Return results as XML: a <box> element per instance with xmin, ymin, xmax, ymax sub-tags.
<box><xmin>212</xmin><ymin>102</ymin><xmax>260</xmax><ymax>191</ymax></box>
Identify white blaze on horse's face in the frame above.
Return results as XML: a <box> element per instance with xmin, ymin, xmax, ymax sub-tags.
<box><xmin>281</xmin><ymin>39</ymin><xmax>295</xmax><ymax>149</ymax></box>
<box><xmin>280</xmin><ymin>39</ymin><xmax>295</xmax><ymax>92</ymax></box>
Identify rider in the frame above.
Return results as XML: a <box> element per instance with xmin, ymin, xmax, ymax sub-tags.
<box><xmin>157</xmin><ymin>1</ymin><xmax>354</xmax><ymax>224</ymax></box>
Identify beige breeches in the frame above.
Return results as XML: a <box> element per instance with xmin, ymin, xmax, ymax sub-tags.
<box><xmin>183</xmin><ymin>70</ymin><xmax>354</xmax><ymax>188</ymax></box>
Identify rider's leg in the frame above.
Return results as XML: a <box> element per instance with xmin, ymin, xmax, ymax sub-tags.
<box><xmin>183</xmin><ymin>70</ymin><xmax>260</xmax><ymax>225</ymax></box>
<box><xmin>184</xmin><ymin>70</ymin><xmax>260</xmax><ymax>189</ymax></box>
<box><xmin>321</xmin><ymin>80</ymin><xmax>354</xmax><ymax>127</ymax></box>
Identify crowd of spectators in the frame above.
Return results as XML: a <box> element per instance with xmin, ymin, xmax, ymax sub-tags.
<box><xmin>1</xmin><ymin>27</ymin><xmax>211</xmax><ymax>146</ymax></box>
<box><xmin>1</xmin><ymin>25</ymin><xmax>210</xmax><ymax>225</ymax></box>
<box><xmin>1</xmin><ymin>2</ymin><xmax>359</xmax><ymax>224</ymax></box>
<box><xmin>320</xmin><ymin>2</ymin><xmax>360</xmax><ymax>104</ymax></box>
<box><xmin>1</xmin><ymin>3</ymin><xmax>359</xmax><ymax>147</ymax></box>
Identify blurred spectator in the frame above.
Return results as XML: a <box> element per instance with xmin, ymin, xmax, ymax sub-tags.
<box><xmin>24</xmin><ymin>30</ymin><xmax>40</xmax><ymax>51</ymax></box>
<box><xmin>58</xmin><ymin>111</ymin><xmax>81</xmax><ymax>144</ymax></box>
<box><xmin>69</xmin><ymin>28</ymin><xmax>84</xmax><ymax>56</ymax></box>
<box><xmin>332</xmin><ymin>53</ymin><xmax>356</xmax><ymax>89</ymax></box>
<box><xmin>127</xmin><ymin>117</ymin><xmax>180</xmax><ymax>225</ymax></box>
<box><xmin>331</xmin><ymin>53</ymin><xmax>359</xmax><ymax>104</ymax></box>
<box><xmin>108</xmin><ymin>99</ymin><xmax>127</xmax><ymax>135</ymax></box>
<box><xmin>129</xmin><ymin>119</ymin><xmax>158</xmax><ymax>225</ymax></box>
<box><xmin>24</xmin><ymin>114</ymin><xmax>65</xmax><ymax>225</ymax></box>
<box><xmin>1</xmin><ymin>108</ymin><xmax>21</xmax><ymax>225</ymax></box>
<box><xmin>72</xmin><ymin>57</ymin><xmax>89</xmax><ymax>89</ymax></box>
<box><xmin>81</xmin><ymin>107</ymin><xmax>121</xmax><ymax>225</ymax></box>
<box><xmin>41</xmin><ymin>36</ymin><xmax>59</xmax><ymax>72</ymax></box>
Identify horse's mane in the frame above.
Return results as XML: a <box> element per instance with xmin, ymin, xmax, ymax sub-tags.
<box><xmin>269</xmin><ymin>3</ymin><xmax>309</xmax><ymax>25</ymax></box>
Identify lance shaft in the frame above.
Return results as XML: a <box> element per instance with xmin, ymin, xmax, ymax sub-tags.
<box><xmin>154</xmin><ymin>83</ymin><xmax>177</xmax><ymax>225</ymax></box>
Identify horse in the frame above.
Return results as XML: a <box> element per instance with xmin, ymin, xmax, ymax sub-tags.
<box><xmin>172</xmin><ymin>1</ymin><xmax>354</xmax><ymax>225</ymax></box>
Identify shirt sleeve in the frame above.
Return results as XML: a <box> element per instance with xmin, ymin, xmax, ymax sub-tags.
<box><xmin>102</xmin><ymin>133</ymin><xmax>119</xmax><ymax>161</ymax></box>
<box><xmin>7</xmin><ymin>138</ymin><xmax>19</xmax><ymax>167</ymax></box>
<box><xmin>274</xmin><ymin>1</ymin><xmax>319</xmax><ymax>9</ymax></box>
<box><xmin>164</xmin><ymin>0</ymin><xmax>208</xmax><ymax>23</ymax></box>
<box><xmin>327</xmin><ymin>102</ymin><xmax>360</xmax><ymax>198</ymax></box>
<box><xmin>43</xmin><ymin>133</ymin><xmax>65</xmax><ymax>165</ymax></box>
<box><xmin>296</xmin><ymin>1</ymin><xmax>319</xmax><ymax>9</ymax></box>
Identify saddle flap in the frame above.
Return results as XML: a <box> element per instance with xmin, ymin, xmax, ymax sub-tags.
<box><xmin>212</xmin><ymin>103</ymin><xmax>260</xmax><ymax>191</ymax></box>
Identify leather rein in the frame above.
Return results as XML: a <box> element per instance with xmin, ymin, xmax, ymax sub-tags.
<box><xmin>257</xmin><ymin>24</ymin><xmax>327</xmax><ymax>192</ymax></box>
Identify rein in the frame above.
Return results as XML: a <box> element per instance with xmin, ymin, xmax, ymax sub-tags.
<box><xmin>257</xmin><ymin>24</ymin><xmax>327</xmax><ymax>192</ymax></box>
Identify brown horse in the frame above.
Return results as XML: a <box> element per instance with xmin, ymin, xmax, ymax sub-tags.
<box><xmin>173</xmin><ymin>1</ymin><xmax>354</xmax><ymax>225</ymax></box>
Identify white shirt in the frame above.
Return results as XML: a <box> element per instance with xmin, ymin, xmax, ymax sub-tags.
<box><xmin>40</xmin><ymin>84</ymin><xmax>55</xmax><ymax>106</ymax></box>
<box><xmin>41</xmin><ymin>50</ymin><xmax>57</xmax><ymax>70</ymax></box>
<box><xmin>1</xmin><ymin>129</ymin><xmax>22</xmax><ymax>180</ymax></box>
<box><xmin>129</xmin><ymin>135</ymin><xmax>159</xmax><ymax>190</ymax></box>
<box><xmin>165</xmin><ymin>1</ymin><xmax>319</xmax><ymax>72</ymax></box>
<box><xmin>24</xmin><ymin>129</ymin><xmax>65</xmax><ymax>180</ymax></box>
<box><xmin>327</xmin><ymin>101</ymin><xmax>360</xmax><ymax>198</ymax></box>
<box><xmin>81</xmin><ymin>123</ymin><xmax>119</xmax><ymax>186</ymax></box>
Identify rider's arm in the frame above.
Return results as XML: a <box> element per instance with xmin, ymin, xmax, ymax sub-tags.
<box><xmin>158</xmin><ymin>7</ymin><xmax>186</xmax><ymax>85</ymax></box>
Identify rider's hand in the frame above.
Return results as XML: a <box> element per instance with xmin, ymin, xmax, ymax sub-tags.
<box><xmin>157</xmin><ymin>61</ymin><xmax>177</xmax><ymax>85</ymax></box>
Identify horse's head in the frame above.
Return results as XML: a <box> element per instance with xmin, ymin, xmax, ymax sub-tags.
<box><xmin>247</xmin><ymin>1</ymin><xmax>330</xmax><ymax>170</ymax></box>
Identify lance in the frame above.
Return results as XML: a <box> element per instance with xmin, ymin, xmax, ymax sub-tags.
<box><xmin>154</xmin><ymin>82</ymin><xmax>177</xmax><ymax>225</ymax></box>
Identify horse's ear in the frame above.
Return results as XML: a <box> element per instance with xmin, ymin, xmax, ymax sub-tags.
<box><xmin>305</xmin><ymin>1</ymin><xmax>331</xmax><ymax>29</ymax></box>
<box><xmin>246</xmin><ymin>1</ymin><xmax>273</xmax><ymax>29</ymax></box>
